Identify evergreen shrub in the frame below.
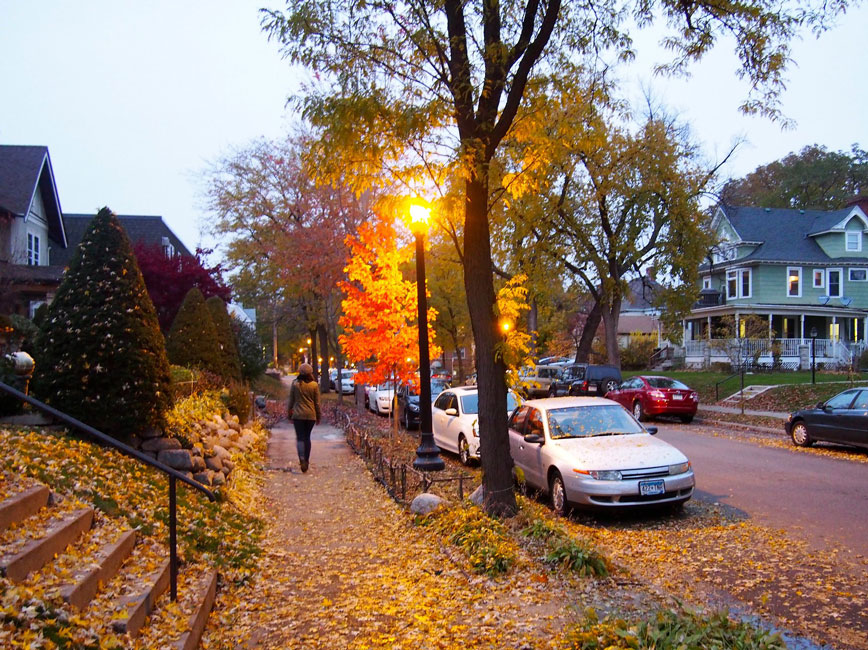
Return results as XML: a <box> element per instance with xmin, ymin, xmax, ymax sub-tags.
<box><xmin>32</xmin><ymin>207</ymin><xmax>173</xmax><ymax>438</ymax></box>
<box><xmin>220</xmin><ymin>380</ymin><xmax>252</xmax><ymax>424</ymax></box>
<box><xmin>232</xmin><ymin>315</ymin><xmax>267</xmax><ymax>382</ymax></box>
<box><xmin>165</xmin><ymin>288</ymin><xmax>222</xmax><ymax>375</ymax></box>
<box><xmin>206</xmin><ymin>296</ymin><xmax>242</xmax><ymax>382</ymax></box>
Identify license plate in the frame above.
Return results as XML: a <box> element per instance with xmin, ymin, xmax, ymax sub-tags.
<box><xmin>673</xmin><ymin>394</ymin><xmax>683</xmax><ymax>400</ymax></box>
<box><xmin>588</xmin><ymin>385</ymin><xmax>597</xmax><ymax>392</ymax></box>
<box><xmin>639</xmin><ymin>479</ymin><xmax>665</xmax><ymax>496</ymax></box>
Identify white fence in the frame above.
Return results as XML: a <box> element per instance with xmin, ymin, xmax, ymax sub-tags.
<box><xmin>683</xmin><ymin>338</ymin><xmax>865</xmax><ymax>369</ymax></box>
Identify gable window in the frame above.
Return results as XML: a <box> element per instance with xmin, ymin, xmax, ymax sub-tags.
<box><xmin>702</xmin><ymin>276</ymin><xmax>712</xmax><ymax>290</ymax></box>
<box><xmin>27</xmin><ymin>233</ymin><xmax>40</xmax><ymax>266</ymax></box>
<box><xmin>726</xmin><ymin>268</ymin><xmax>751</xmax><ymax>299</ymax></box>
<box><xmin>847</xmin><ymin>231</ymin><xmax>862</xmax><ymax>252</ymax></box>
<box><xmin>849</xmin><ymin>268</ymin><xmax>868</xmax><ymax>282</ymax></box>
<box><xmin>828</xmin><ymin>268</ymin><xmax>843</xmax><ymax>297</ymax></box>
<box><xmin>813</xmin><ymin>269</ymin><xmax>825</xmax><ymax>288</ymax></box>
<box><xmin>787</xmin><ymin>267</ymin><xmax>801</xmax><ymax>297</ymax></box>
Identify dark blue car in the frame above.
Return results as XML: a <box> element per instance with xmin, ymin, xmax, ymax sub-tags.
<box><xmin>785</xmin><ymin>387</ymin><xmax>868</xmax><ymax>450</ymax></box>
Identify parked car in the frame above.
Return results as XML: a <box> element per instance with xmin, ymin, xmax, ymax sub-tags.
<box><xmin>508</xmin><ymin>396</ymin><xmax>694</xmax><ymax>514</ymax></box>
<box><xmin>517</xmin><ymin>365</ymin><xmax>563</xmax><ymax>398</ymax></box>
<box><xmin>396</xmin><ymin>378</ymin><xmax>452</xmax><ymax>429</ymax></box>
<box><xmin>607</xmin><ymin>376</ymin><xmax>699</xmax><ymax>423</ymax></box>
<box><xmin>368</xmin><ymin>381</ymin><xmax>398</xmax><ymax>415</ymax></box>
<box><xmin>432</xmin><ymin>386</ymin><xmax>521</xmax><ymax>465</ymax></box>
<box><xmin>547</xmin><ymin>363</ymin><xmax>588</xmax><ymax>397</ymax></box>
<box><xmin>338</xmin><ymin>370</ymin><xmax>358</xmax><ymax>395</ymax></box>
<box><xmin>785</xmin><ymin>388</ymin><xmax>868</xmax><ymax>450</ymax></box>
<box><xmin>567</xmin><ymin>364</ymin><xmax>622</xmax><ymax>396</ymax></box>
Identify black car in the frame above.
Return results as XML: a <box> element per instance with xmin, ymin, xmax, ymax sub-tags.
<box><xmin>567</xmin><ymin>364</ymin><xmax>622</xmax><ymax>396</ymax></box>
<box><xmin>785</xmin><ymin>388</ymin><xmax>868</xmax><ymax>450</ymax></box>
<box><xmin>547</xmin><ymin>363</ymin><xmax>587</xmax><ymax>396</ymax></box>
<box><xmin>397</xmin><ymin>379</ymin><xmax>451</xmax><ymax>429</ymax></box>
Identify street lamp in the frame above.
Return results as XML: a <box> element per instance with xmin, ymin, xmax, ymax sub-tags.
<box><xmin>810</xmin><ymin>326</ymin><xmax>818</xmax><ymax>384</ymax></box>
<box><xmin>410</xmin><ymin>201</ymin><xmax>444</xmax><ymax>472</ymax></box>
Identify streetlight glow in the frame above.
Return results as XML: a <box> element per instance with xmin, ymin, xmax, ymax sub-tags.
<box><xmin>501</xmin><ymin>321</ymin><xmax>512</xmax><ymax>333</ymax></box>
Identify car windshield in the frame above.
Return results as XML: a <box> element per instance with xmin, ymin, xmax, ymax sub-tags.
<box><xmin>546</xmin><ymin>405</ymin><xmax>645</xmax><ymax>439</ymax></box>
<box><xmin>645</xmin><ymin>377</ymin><xmax>689</xmax><ymax>389</ymax></box>
<box><xmin>460</xmin><ymin>392</ymin><xmax>520</xmax><ymax>414</ymax></box>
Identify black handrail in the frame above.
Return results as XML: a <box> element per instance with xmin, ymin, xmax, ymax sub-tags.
<box><xmin>714</xmin><ymin>372</ymin><xmax>741</xmax><ymax>401</ymax></box>
<box><xmin>0</xmin><ymin>381</ymin><xmax>215</xmax><ymax>601</ymax></box>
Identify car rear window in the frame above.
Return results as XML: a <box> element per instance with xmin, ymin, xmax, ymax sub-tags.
<box><xmin>461</xmin><ymin>391</ymin><xmax>520</xmax><ymax>414</ymax></box>
<box><xmin>646</xmin><ymin>377</ymin><xmax>689</xmax><ymax>389</ymax></box>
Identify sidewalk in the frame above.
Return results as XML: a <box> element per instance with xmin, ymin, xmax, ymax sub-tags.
<box><xmin>700</xmin><ymin>404</ymin><xmax>790</xmax><ymax>420</ymax></box>
<box><xmin>214</xmin><ymin>418</ymin><xmax>571</xmax><ymax>649</ymax></box>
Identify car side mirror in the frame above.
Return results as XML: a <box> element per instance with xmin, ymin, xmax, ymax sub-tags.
<box><xmin>524</xmin><ymin>432</ymin><xmax>544</xmax><ymax>444</ymax></box>
<box><xmin>445</xmin><ymin>407</ymin><xmax>458</xmax><ymax>416</ymax></box>
<box><xmin>816</xmin><ymin>401</ymin><xmax>826</xmax><ymax>409</ymax></box>
<box><xmin>645</xmin><ymin>426</ymin><xmax>658</xmax><ymax>435</ymax></box>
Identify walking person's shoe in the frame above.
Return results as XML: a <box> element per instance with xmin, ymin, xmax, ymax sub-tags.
<box><xmin>300</xmin><ymin>459</ymin><xmax>309</xmax><ymax>473</ymax></box>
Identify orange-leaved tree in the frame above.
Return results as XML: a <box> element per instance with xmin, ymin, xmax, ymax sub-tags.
<box><xmin>339</xmin><ymin>215</ymin><xmax>440</xmax><ymax>390</ymax></box>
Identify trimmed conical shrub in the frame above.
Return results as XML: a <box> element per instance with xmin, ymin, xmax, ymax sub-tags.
<box><xmin>32</xmin><ymin>207</ymin><xmax>173</xmax><ymax>438</ymax></box>
<box><xmin>165</xmin><ymin>288</ymin><xmax>222</xmax><ymax>375</ymax></box>
<box><xmin>205</xmin><ymin>296</ymin><xmax>242</xmax><ymax>382</ymax></box>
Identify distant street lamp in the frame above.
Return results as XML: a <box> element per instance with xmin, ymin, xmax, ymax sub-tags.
<box><xmin>410</xmin><ymin>201</ymin><xmax>444</xmax><ymax>472</ymax></box>
<box><xmin>810</xmin><ymin>326</ymin><xmax>818</xmax><ymax>385</ymax></box>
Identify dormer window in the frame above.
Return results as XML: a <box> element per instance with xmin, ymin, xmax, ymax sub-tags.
<box><xmin>846</xmin><ymin>231</ymin><xmax>862</xmax><ymax>252</ymax></box>
<box><xmin>27</xmin><ymin>233</ymin><xmax>40</xmax><ymax>266</ymax></box>
<box><xmin>161</xmin><ymin>236</ymin><xmax>175</xmax><ymax>258</ymax></box>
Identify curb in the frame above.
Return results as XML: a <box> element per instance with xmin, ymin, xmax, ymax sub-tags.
<box><xmin>694</xmin><ymin>416</ymin><xmax>784</xmax><ymax>436</ymax></box>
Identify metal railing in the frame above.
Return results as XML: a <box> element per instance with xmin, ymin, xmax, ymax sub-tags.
<box><xmin>0</xmin><ymin>381</ymin><xmax>216</xmax><ymax>602</ymax></box>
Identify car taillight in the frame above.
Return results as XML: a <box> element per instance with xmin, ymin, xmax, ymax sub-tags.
<box><xmin>649</xmin><ymin>390</ymin><xmax>666</xmax><ymax>400</ymax></box>
<box><xmin>690</xmin><ymin>391</ymin><xmax>698</xmax><ymax>401</ymax></box>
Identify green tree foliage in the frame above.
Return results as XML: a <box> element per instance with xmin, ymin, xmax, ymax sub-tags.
<box><xmin>231</xmin><ymin>315</ymin><xmax>268</xmax><ymax>382</ymax></box>
<box><xmin>32</xmin><ymin>208</ymin><xmax>172</xmax><ymax>438</ymax></box>
<box><xmin>206</xmin><ymin>296</ymin><xmax>243</xmax><ymax>382</ymax></box>
<box><xmin>721</xmin><ymin>144</ymin><xmax>868</xmax><ymax>210</ymax></box>
<box><xmin>166</xmin><ymin>288</ymin><xmax>223</xmax><ymax>376</ymax></box>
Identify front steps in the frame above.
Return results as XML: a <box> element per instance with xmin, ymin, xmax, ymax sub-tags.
<box><xmin>719</xmin><ymin>384</ymin><xmax>776</xmax><ymax>404</ymax></box>
<box><xmin>0</xmin><ymin>475</ymin><xmax>218</xmax><ymax>647</ymax></box>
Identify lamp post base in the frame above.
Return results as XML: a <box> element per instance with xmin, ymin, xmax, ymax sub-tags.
<box><xmin>413</xmin><ymin>432</ymin><xmax>445</xmax><ymax>471</ymax></box>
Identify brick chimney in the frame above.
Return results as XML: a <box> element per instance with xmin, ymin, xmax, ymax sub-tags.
<box><xmin>846</xmin><ymin>195</ymin><xmax>868</xmax><ymax>214</ymax></box>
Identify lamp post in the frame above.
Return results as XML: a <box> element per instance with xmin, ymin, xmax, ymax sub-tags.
<box><xmin>409</xmin><ymin>202</ymin><xmax>444</xmax><ymax>472</ymax></box>
<box><xmin>810</xmin><ymin>326</ymin><xmax>818</xmax><ymax>385</ymax></box>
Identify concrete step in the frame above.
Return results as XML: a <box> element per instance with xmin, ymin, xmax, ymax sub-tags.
<box><xmin>111</xmin><ymin>559</ymin><xmax>171</xmax><ymax>638</ymax></box>
<box><xmin>0</xmin><ymin>507</ymin><xmax>94</xmax><ymax>582</ymax></box>
<box><xmin>172</xmin><ymin>569</ymin><xmax>219</xmax><ymax>650</ymax></box>
<box><xmin>0</xmin><ymin>484</ymin><xmax>50</xmax><ymax>532</ymax></box>
<box><xmin>59</xmin><ymin>528</ymin><xmax>137</xmax><ymax>610</ymax></box>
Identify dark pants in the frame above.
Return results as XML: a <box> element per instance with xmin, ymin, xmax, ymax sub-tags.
<box><xmin>293</xmin><ymin>419</ymin><xmax>315</xmax><ymax>462</ymax></box>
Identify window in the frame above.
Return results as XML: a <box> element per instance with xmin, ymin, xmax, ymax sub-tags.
<box><xmin>727</xmin><ymin>268</ymin><xmax>752</xmax><ymax>299</ymax></box>
<box><xmin>741</xmin><ymin>269</ymin><xmax>751</xmax><ymax>298</ymax></box>
<box><xmin>787</xmin><ymin>267</ymin><xmax>801</xmax><ymax>297</ymax></box>
<box><xmin>702</xmin><ymin>276</ymin><xmax>712</xmax><ymax>290</ymax></box>
<box><xmin>826</xmin><ymin>389</ymin><xmax>858</xmax><ymax>409</ymax></box>
<box><xmin>813</xmin><ymin>269</ymin><xmax>825</xmax><ymax>288</ymax></box>
<box><xmin>726</xmin><ymin>271</ymin><xmax>737</xmax><ymax>299</ymax></box>
<box><xmin>27</xmin><ymin>233</ymin><xmax>40</xmax><ymax>266</ymax></box>
<box><xmin>847</xmin><ymin>231</ymin><xmax>862</xmax><ymax>252</ymax></box>
<box><xmin>828</xmin><ymin>269</ymin><xmax>843</xmax><ymax>297</ymax></box>
<box><xmin>849</xmin><ymin>268</ymin><xmax>868</xmax><ymax>281</ymax></box>
<box><xmin>509</xmin><ymin>405</ymin><xmax>530</xmax><ymax>432</ymax></box>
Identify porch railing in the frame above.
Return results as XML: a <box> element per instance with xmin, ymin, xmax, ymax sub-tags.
<box><xmin>0</xmin><ymin>381</ymin><xmax>216</xmax><ymax>602</ymax></box>
<box><xmin>683</xmin><ymin>338</ymin><xmax>856</xmax><ymax>368</ymax></box>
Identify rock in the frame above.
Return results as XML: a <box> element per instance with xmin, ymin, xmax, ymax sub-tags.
<box><xmin>191</xmin><ymin>445</ymin><xmax>203</xmax><ymax>457</ymax></box>
<box><xmin>157</xmin><ymin>449</ymin><xmax>194</xmax><ymax>471</ymax></box>
<box><xmin>211</xmin><ymin>472</ymin><xmax>226</xmax><ymax>486</ymax></box>
<box><xmin>142</xmin><ymin>437</ymin><xmax>182</xmax><ymax>452</ymax></box>
<box><xmin>205</xmin><ymin>455</ymin><xmax>224</xmax><ymax>472</ymax></box>
<box><xmin>212</xmin><ymin>445</ymin><xmax>231</xmax><ymax>461</ymax></box>
<box><xmin>140</xmin><ymin>426</ymin><xmax>163</xmax><ymax>439</ymax></box>
<box><xmin>468</xmin><ymin>485</ymin><xmax>485</xmax><ymax>506</ymax></box>
<box><xmin>221</xmin><ymin>459</ymin><xmax>234</xmax><ymax>472</ymax></box>
<box><xmin>193</xmin><ymin>471</ymin><xmax>212</xmax><ymax>486</ymax></box>
<box><xmin>191</xmin><ymin>455</ymin><xmax>206</xmax><ymax>473</ymax></box>
<box><xmin>410</xmin><ymin>493</ymin><xmax>446</xmax><ymax>515</ymax></box>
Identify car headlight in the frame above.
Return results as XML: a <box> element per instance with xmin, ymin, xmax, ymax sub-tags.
<box><xmin>409</xmin><ymin>404</ymin><xmax>420</xmax><ymax>412</ymax></box>
<box><xmin>576</xmin><ymin>469</ymin><xmax>622</xmax><ymax>481</ymax></box>
<box><xmin>669</xmin><ymin>461</ymin><xmax>690</xmax><ymax>475</ymax></box>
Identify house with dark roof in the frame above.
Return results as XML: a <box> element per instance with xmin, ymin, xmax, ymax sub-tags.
<box><xmin>684</xmin><ymin>198</ymin><xmax>868</xmax><ymax>368</ymax></box>
<box><xmin>0</xmin><ymin>145</ymin><xmax>68</xmax><ymax>316</ymax></box>
<box><xmin>618</xmin><ymin>272</ymin><xmax>665</xmax><ymax>349</ymax></box>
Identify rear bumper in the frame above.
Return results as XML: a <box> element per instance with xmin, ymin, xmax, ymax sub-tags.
<box><xmin>645</xmin><ymin>402</ymin><xmax>698</xmax><ymax>417</ymax></box>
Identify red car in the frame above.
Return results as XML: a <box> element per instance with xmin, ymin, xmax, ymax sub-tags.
<box><xmin>607</xmin><ymin>375</ymin><xmax>698</xmax><ymax>423</ymax></box>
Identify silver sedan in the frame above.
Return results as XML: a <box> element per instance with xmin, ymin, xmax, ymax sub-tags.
<box><xmin>508</xmin><ymin>396</ymin><xmax>695</xmax><ymax>514</ymax></box>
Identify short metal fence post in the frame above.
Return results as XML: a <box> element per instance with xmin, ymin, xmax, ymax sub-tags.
<box><xmin>169</xmin><ymin>474</ymin><xmax>178</xmax><ymax>601</ymax></box>
<box><xmin>458</xmin><ymin>476</ymin><xmax>464</xmax><ymax>501</ymax></box>
<box><xmin>401</xmin><ymin>464</ymin><xmax>406</xmax><ymax>501</ymax></box>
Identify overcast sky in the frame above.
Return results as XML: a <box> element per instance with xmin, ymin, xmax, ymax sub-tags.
<box><xmin>2</xmin><ymin>1</ymin><xmax>866</xmax><ymax>255</ymax></box>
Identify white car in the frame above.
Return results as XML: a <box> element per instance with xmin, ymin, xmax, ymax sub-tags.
<box><xmin>432</xmin><ymin>386</ymin><xmax>521</xmax><ymax>465</ymax></box>
<box><xmin>369</xmin><ymin>382</ymin><xmax>397</xmax><ymax>415</ymax></box>
<box><xmin>338</xmin><ymin>370</ymin><xmax>357</xmax><ymax>394</ymax></box>
<box><xmin>508</xmin><ymin>396</ymin><xmax>694</xmax><ymax>514</ymax></box>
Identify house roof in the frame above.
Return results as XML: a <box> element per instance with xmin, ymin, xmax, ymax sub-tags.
<box><xmin>622</xmin><ymin>275</ymin><xmax>661</xmax><ymax>312</ymax></box>
<box><xmin>54</xmin><ymin>213</ymin><xmax>193</xmax><ymax>267</ymax></box>
<box><xmin>0</xmin><ymin>145</ymin><xmax>67</xmax><ymax>246</ymax></box>
<box><xmin>715</xmin><ymin>204</ymin><xmax>868</xmax><ymax>265</ymax></box>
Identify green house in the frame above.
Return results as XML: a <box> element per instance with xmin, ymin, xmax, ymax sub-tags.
<box><xmin>684</xmin><ymin>198</ymin><xmax>868</xmax><ymax>369</ymax></box>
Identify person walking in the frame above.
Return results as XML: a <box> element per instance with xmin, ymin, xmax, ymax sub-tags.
<box><xmin>287</xmin><ymin>363</ymin><xmax>321</xmax><ymax>472</ymax></box>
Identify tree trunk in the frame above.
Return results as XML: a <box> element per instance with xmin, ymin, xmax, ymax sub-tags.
<box><xmin>271</xmin><ymin>306</ymin><xmax>279</xmax><ymax>369</ymax></box>
<box><xmin>309</xmin><ymin>328</ymin><xmax>318</xmax><ymax>377</ymax></box>
<box><xmin>464</xmin><ymin>173</ymin><xmax>516</xmax><ymax>517</ymax></box>
<box><xmin>528</xmin><ymin>298</ymin><xmax>539</xmax><ymax>357</ymax></box>
<box><xmin>601</xmin><ymin>296</ymin><xmax>622</xmax><ymax>367</ymax></box>
<box><xmin>576</xmin><ymin>301</ymin><xmax>602</xmax><ymax>362</ymax></box>
<box><xmin>317</xmin><ymin>323</ymin><xmax>330</xmax><ymax>394</ymax></box>
<box><xmin>452</xmin><ymin>332</ymin><xmax>465</xmax><ymax>385</ymax></box>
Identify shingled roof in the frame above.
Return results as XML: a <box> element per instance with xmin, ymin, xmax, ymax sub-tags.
<box><xmin>54</xmin><ymin>214</ymin><xmax>193</xmax><ymax>267</ymax></box>
<box><xmin>0</xmin><ymin>145</ymin><xmax>66</xmax><ymax>246</ymax></box>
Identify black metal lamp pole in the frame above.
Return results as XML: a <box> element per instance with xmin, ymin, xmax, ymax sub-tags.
<box><xmin>810</xmin><ymin>326</ymin><xmax>818</xmax><ymax>385</ymax></box>
<box><xmin>411</xmin><ymin>209</ymin><xmax>444</xmax><ymax>472</ymax></box>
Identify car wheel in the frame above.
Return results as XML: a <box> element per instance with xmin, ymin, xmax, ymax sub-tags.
<box><xmin>633</xmin><ymin>401</ymin><xmax>646</xmax><ymax>422</ymax></box>
<box><xmin>402</xmin><ymin>410</ymin><xmax>410</xmax><ymax>429</ymax></box>
<box><xmin>458</xmin><ymin>434</ymin><xmax>471</xmax><ymax>466</ymax></box>
<box><xmin>791</xmin><ymin>421</ymin><xmax>813</xmax><ymax>447</ymax></box>
<box><xmin>602</xmin><ymin>379</ymin><xmax>618</xmax><ymax>395</ymax></box>
<box><xmin>679</xmin><ymin>415</ymin><xmax>694</xmax><ymax>424</ymax></box>
<box><xmin>549</xmin><ymin>470</ymin><xmax>569</xmax><ymax>517</ymax></box>
<box><xmin>548</xmin><ymin>387</ymin><xmax>556</xmax><ymax>398</ymax></box>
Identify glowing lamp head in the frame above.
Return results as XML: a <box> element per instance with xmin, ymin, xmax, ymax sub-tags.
<box><xmin>409</xmin><ymin>202</ymin><xmax>431</xmax><ymax>235</ymax></box>
<box><xmin>501</xmin><ymin>321</ymin><xmax>512</xmax><ymax>333</ymax></box>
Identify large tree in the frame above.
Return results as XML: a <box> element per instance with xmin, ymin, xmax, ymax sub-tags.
<box><xmin>721</xmin><ymin>143</ymin><xmax>868</xmax><ymax>210</ymax></box>
<box><xmin>263</xmin><ymin>0</ymin><xmax>849</xmax><ymax>516</ymax></box>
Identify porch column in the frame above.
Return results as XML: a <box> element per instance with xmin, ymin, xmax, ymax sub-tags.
<box><xmin>768</xmin><ymin>313</ymin><xmax>773</xmax><ymax>339</ymax></box>
<box><xmin>800</xmin><ymin>314</ymin><xmax>805</xmax><ymax>343</ymax></box>
<box><xmin>735</xmin><ymin>312</ymin><xmax>741</xmax><ymax>337</ymax></box>
<box><xmin>706</xmin><ymin>316</ymin><xmax>711</xmax><ymax>340</ymax></box>
<box><xmin>864</xmin><ymin>317</ymin><xmax>868</xmax><ymax>344</ymax></box>
<box><xmin>833</xmin><ymin>316</ymin><xmax>838</xmax><ymax>341</ymax></box>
